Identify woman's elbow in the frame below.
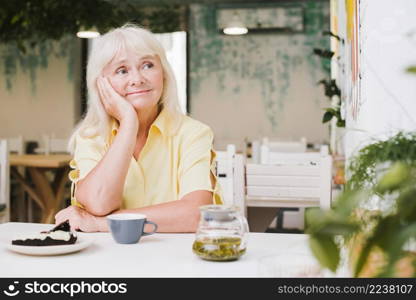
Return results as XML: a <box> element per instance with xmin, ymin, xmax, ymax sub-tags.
<box><xmin>75</xmin><ymin>188</ymin><xmax>118</xmax><ymax>217</ymax></box>
<box><xmin>86</xmin><ymin>203</ymin><xmax>114</xmax><ymax>217</ymax></box>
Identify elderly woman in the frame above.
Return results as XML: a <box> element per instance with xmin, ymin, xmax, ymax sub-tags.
<box><xmin>55</xmin><ymin>24</ymin><xmax>222</xmax><ymax>232</ymax></box>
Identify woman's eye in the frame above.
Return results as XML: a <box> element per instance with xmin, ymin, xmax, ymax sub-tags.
<box><xmin>142</xmin><ymin>62</ymin><xmax>154</xmax><ymax>70</ymax></box>
<box><xmin>116</xmin><ymin>68</ymin><xmax>127</xmax><ymax>75</ymax></box>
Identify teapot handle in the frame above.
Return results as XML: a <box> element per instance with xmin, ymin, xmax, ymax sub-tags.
<box><xmin>237</xmin><ymin>214</ymin><xmax>250</xmax><ymax>234</ymax></box>
<box><xmin>235</xmin><ymin>214</ymin><xmax>249</xmax><ymax>250</ymax></box>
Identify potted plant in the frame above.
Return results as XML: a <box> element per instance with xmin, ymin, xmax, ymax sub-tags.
<box><xmin>306</xmin><ymin>131</ymin><xmax>416</xmax><ymax>277</ymax></box>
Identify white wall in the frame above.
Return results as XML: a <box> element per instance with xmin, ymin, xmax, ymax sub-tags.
<box><xmin>155</xmin><ymin>32</ymin><xmax>187</xmax><ymax>114</ymax></box>
<box><xmin>344</xmin><ymin>0</ymin><xmax>416</xmax><ymax>159</ymax></box>
<box><xmin>0</xmin><ymin>40</ymin><xmax>81</xmax><ymax>149</ymax></box>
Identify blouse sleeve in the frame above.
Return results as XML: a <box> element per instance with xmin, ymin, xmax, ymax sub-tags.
<box><xmin>69</xmin><ymin>133</ymin><xmax>105</xmax><ymax>207</ymax></box>
<box><xmin>177</xmin><ymin>125</ymin><xmax>223</xmax><ymax>204</ymax></box>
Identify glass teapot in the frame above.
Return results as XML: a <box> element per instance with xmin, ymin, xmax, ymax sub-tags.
<box><xmin>192</xmin><ymin>205</ymin><xmax>249</xmax><ymax>261</ymax></box>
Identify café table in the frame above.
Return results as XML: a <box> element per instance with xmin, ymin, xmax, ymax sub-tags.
<box><xmin>0</xmin><ymin>222</ymin><xmax>331</xmax><ymax>278</ymax></box>
<box><xmin>10</xmin><ymin>155</ymin><xmax>72</xmax><ymax>224</ymax></box>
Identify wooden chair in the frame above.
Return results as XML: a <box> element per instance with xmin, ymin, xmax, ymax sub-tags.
<box><xmin>245</xmin><ymin>146</ymin><xmax>332</xmax><ymax>232</ymax></box>
<box><xmin>0</xmin><ymin>139</ymin><xmax>10</xmax><ymax>223</ymax></box>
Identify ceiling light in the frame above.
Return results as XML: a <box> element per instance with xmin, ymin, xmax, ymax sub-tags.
<box><xmin>223</xmin><ymin>13</ymin><xmax>248</xmax><ymax>35</ymax></box>
<box><xmin>76</xmin><ymin>27</ymin><xmax>100</xmax><ymax>39</ymax></box>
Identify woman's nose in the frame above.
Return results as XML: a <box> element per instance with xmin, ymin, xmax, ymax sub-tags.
<box><xmin>129</xmin><ymin>69</ymin><xmax>146</xmax><ymax>86</ymax></box>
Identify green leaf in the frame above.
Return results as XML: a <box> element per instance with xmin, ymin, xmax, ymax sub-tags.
<box><xmin>309</xmin><ymin>235</ymin><xmax>340</xmax><ymax>272</ymax></box>
<box><xmin>375</xmin><ymin>162</ymin><xmax>410</xmax><ymax>193</ymax></box>
<box><xmin>353</xmin><ymin>216</ymin><xmax>400</xmax><ymax>277</ymax></box>
<box><xmin>396</xmin><ymin>187</ymin><xmax>416</xmax><ymax>221</ymax></box>
<box><xmin>336</xmin><ymin>119</ymin><xmax>346</xmax><ymax>127</ymax></box>
<box><xmin>380</xmin><ymin>223</ymin><xmax>416</xmax><ymax>277</ymax></box>
<box><xmin>11</xmin><ymin>13</ymin><xmax>22</xmax><ymax>25</ymax></box>
<box><xmin>318</xmin><ymin>79</ymin><xmax>341</xmax><ymax>98</ymax></box>
<box><xmin>315</xmin><ymin>221</ymin><xmax>360</xmax><ymax>236</ymax></box>
<box><xmin>333</xmin><ymin>189</ymin><xmax>369</xmax><ymax>217</ymax></box>
<box><xmin>372</xmin><ymin>216</ymin><xmax>400</xmax><ymax>250</ymax></box>
<box><xmin>406</xmin><ymin>66</ymin><xmax>416</xmax><ymax>73</ymax></box>
<box><xmin>322</xmin><ymin>111</ymin><xmax>334</xmax><ymax>123</ymax></box>
<box><xmin>305</xmin><ymin>207</ymin><xmax>326</xmax><ymax>232</ymax></box>
<box><xmin>313</xmin><ymin>48</ymin><xmax>334</xmax><ymax>59</ymax></box>
<box><xmin>353</xmin><ymin>235</ymin><xmax>375</xmax><ymax>277</ymax></box>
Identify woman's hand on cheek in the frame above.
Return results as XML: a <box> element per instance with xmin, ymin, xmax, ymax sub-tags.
<box><xmin>97</xmin><ymin>77</ymin><xmax>137</xmax><ymax>124</ymax></box>
<box><xmin>54</xmin><ymin>206</ymin><xmax>107</xmax><ymax>232</ymax></box>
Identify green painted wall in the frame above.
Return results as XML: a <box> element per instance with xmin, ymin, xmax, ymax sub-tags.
<box><xmin>189</xmin><ymin>1</ymin><xmax>330</xmax><ymax>149</ymax></box>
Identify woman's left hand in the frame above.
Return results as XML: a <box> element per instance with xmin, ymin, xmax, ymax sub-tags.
<box><xmin>55</xmin><ymin>206</ymin><xmax>107</xmax><ymax>232</ymax></box>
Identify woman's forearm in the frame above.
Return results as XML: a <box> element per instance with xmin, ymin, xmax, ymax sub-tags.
<box><xmin>118</xmin><ymin>198</ymin><xmax>205</xmax><ymax>232</ymax></box>
<box><xmin>76</xmin><ymin>118</ymin><xmax>138</xmax><ymax>216</ymax></box>
<box><xmin>95</xmin><ymin>193</ymin><xmax>212</xmax><ymax>233</ymax></box>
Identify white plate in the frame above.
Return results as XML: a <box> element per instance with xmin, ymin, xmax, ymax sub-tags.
<box><xmin>6</xmin><ymin>237</ymin><xmax>92</xmax><ymax>256</ymax></box>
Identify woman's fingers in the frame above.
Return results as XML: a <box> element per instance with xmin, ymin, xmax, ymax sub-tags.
<box><xmin>55</xmin><ymin>206</ymin><xmax>102</xmax><ymax>232</ymax></box>
<box><xmin>98</xmin><ymin>77</ymin><xmax>123</xmax><ymax>118</ymax></box>
<box><xmin>98</xmin><ymin>76</ymin><xmax>137</xmax><ymax>123</ymax></box>
<box><xmin>102</xmin><ymin>77</ymin><xmax>123</xmax><ymax>102</ymax></box>
<box><xmin>97</xmin><ymin>77</ymin><xmax>111</xmax><ymax>112</ymax></box>
<box><xmin>54</xmin><ymin>207</ymin><xmax>70</xmax><ymax>224</ymax></box>
<box><xmin>54</xmin><ymin>206</ymin><xmax>80</xmax><ymax>231</ymax></box>
<box><xmin>68</xmin><ymin>218</ymin><xmax>81</xmax><ymax>232</ymax></box>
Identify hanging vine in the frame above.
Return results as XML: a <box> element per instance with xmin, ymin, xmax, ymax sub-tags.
<box><xmin>0</xmin><ymin>0</ymin><xmax>185</xmax><ymax>91</ymax></box>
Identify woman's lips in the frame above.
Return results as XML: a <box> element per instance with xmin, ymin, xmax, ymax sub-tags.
<box><xmin>126</xmin><ymin>89</ymin><xmax>152</xmax><ymax>96</ymax></box>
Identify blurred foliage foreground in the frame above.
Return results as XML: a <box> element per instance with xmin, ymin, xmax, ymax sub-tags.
<box><xmin>307</xmin><ymin>132</ymin><xmax>416</xmax><ymax>277</ymax></box>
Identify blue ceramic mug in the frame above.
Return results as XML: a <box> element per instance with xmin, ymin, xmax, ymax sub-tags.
<box><xmin>107</xmin><ymin>213</ymin><xmax>158</xmax><ymax>244</ymax></box>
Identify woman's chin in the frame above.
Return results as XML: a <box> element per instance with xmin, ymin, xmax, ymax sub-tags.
<box><xmin>129</xmin><ymin>98</ymin><xmax>159</xmax><ymax>112</ymax></box>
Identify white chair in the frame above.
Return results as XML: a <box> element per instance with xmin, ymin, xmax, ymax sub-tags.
<box><xmin>3</xmin><ymin>136</ymin><xmax>25</xmax><ymax>222</ymax></box>
<box><xmin>0</xmin><ymin>139</ymin><xmax>10</xmax><ymax>223</ymax></box>
<box><xmin>36</xmin><ymin>134</ymin><xmax>69</xmax><ymax>154</ymax></box>
<box><xmin>254</xmin><ymin>137</ymin><xmax>308</xmax><ymax>231</ymax></box>
<box><xmin>251</xmin><ymin>137</ymin><xmax>307</xmax><ymax>164</ymax></box>
<box><xmin>214</xmin><ymin>145</ymin><xmax>246</xmax><ymax>216</ymax></box>
<box><xmin>48</xmin><ymin>137</ymin><xmax>69</xmax><ymax>154</ymax></box>
<box><xmin>6</xmin><ymin>136</ymin><xmax>24</xmax><ymax>154</ymax></box>
<box><xmin>245</xmin><ymin>146</ymin><xmax>332</xmax><ymax>232</ymax></box>
<box><xmin>260</xmin><ymin>137</ymin><xmax>307</xmax><ymax>164</ymax></box>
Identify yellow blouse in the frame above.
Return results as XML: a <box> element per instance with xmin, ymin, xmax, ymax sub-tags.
<box><xmin>69</xmin><ymin>109</ymin><xmax>222</xmax><ymax>209</ymax></box>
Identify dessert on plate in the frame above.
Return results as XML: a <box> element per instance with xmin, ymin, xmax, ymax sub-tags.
<box><xmin>12</xmin><ymin>220</ymin><xmax>77</xmax><ymax>246</ymax></box>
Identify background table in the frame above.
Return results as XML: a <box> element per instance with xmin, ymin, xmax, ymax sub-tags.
<box><xmin>10</xmin><ymin>155</ymin><xmax>72</xmax><ymax>223</ymax></box>
<box><xmin>0</xmin><ymin>222</ymin><xmax>323</xmax><ymax>278</ymax></box>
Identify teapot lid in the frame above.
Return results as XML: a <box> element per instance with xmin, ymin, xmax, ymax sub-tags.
<box><xmin>199</xmin><ymin>205</ymin><xmax>240</xmax><ymax>221</ymax></box>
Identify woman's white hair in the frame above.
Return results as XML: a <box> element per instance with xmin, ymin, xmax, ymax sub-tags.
<box><xmin>68</xmin><ymin>23</ymin><xmax>183</xmax><ymax>153</ymax></box>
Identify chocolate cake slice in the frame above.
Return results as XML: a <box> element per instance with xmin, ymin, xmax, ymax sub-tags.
<box><xmin>12</xmin><ymin>220</ymin><xmax>77</xmax><ymax>246</ymax></box>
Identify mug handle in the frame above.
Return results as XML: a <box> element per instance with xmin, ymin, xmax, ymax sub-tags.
<box><xmin>142</xmin><ymin>220</ymin><xmax>158</xmax><ymax>236</ymax></box>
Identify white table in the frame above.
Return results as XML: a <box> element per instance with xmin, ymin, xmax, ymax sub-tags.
<box><xmin>0</xmin><ymin>223</ymin><xmax>319</xmax><ymax>278</ymax></box>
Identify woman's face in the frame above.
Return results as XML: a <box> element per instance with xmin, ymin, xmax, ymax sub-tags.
<box><xmin>102</xmin><ymin>48</ymin><xmax>164</xmax><ymax>111</ymax></box>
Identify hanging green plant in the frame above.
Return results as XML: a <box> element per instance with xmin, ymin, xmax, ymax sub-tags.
<box><xmin>313</xmin><ymin>37</ymin><xmax>345</xmax><ymax>128</ymax></box>
<box><xmin>313</xmin><ymin>48</ymin><xmax>334</xmax><ymax>59</ymax></box>
<box><xmin>1</xmin><ymin>37</ymin><xmax>77</xmax><ymax>92</ymax></box>
<box><xmin>0</xmin><ymin>0</ymin><xmax>185</xmax><ymax>91</ymax></box>
<box><xmin>347</xmin><ymin>131</ymin><xmax>416</xmax><ymax>191</ymax></box>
